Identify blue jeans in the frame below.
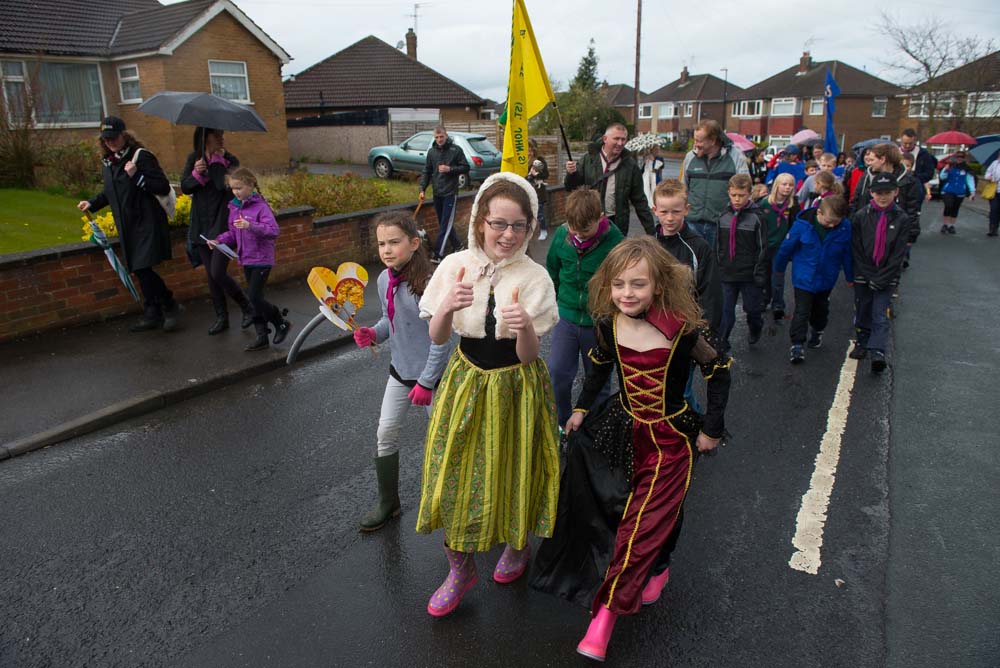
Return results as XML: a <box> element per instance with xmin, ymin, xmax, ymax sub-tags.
<box><xmin>769</xmin><ymin>270</ymin><xmax>787</xmax><ymax>312</ymax></box>
<box><xmin>688</xmin><ymin>220</ymin><xmax>717</xmax><ymax>248</ymax></box>
<box><xmin>720</xmin><ymin>280</ymin><xmax>765</xmax><ymax>350</ymax></box>
<box><xmin>547</xmin><ymin>318</ymin><xmax>612</xmax><ymax>426</ymax></box>
<box><xmin>853</xmin><ymin>283</ymin><xmax>893</xmax><ymax>353</ymax></box>
<box><xmin>684</xmin><ymin>365</ymin><xmax>703</xmax><ymax>414</ymax></box>
<box><xmin>433</xmin><ymin>195</ymin><xmax>462</xmax><ymax>259</ymax></box>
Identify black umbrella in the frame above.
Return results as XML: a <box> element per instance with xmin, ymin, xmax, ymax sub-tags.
<box><xmin>137</xmin><ymin>91</ymin><xmax>267</xmax><ymax>154</ymax></box>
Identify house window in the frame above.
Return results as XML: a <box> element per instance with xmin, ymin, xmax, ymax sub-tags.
<box><xmin>118</xmin><ymin>64</ymin><xmax>141</xmax><ymax>103</ymax></box>
<box><xmin>36</xmin><ymin>62</ymin><xmax>102</xmax><ymax>124</ymax></box>
<box><xmin>769</xmin><ymin>134</ymin><xmax>792</xmax><ymax>146</ymax></box>
<box><xmin>658</xmin><ymin>102</ymin><xmax>674</xmax><ymax>119</ymax></box>
<box><xmin>871</xmin><ymin>97</ymin><xmax>887</xmax><ymax>117</ymax></box>
<box><xmin>638</xmin><ymin>104</ymin><xmax>652</xmax><ymax>119</ymax></box>
<box><xmin>732</xmin><ymin>100</ymin><xmax>763</xmax><ymax>117</ymax></box>
<box><xmin>934</xmin><ymin>95</ymin><xmax>958</xmax><ymax>118</ymax></box>
<box><xmin>969</xmin><ymin>92</ymin><xmax>1000</xmax><ymax>118</ymax></box>
<box><xmin>771</xmin><ymin>97</ymin><xmax>801</xmax><ymax>116</ymax></box>
<box><xmin>209</xmin><ymin>60</ymin><xmax>250</xmax><ymax>102</ymax></box>
<box><xmin>908</xmin><ymin>94</ymin><xmax>928</xmax><ymax>118</ymax></box>
<box><xmin>809</xmin><ymin>97</ymin><xmax>824</xmax><ymax>115</ymax></box>
<box><xmin>1</xmin><ymin>61</ymin><xmax>28</xmax><ymax>122</ymax></box>
<box><xmin>683</xmin><ymin>103</ymin><xmax>693</xmax><ymax>117</ymax></box>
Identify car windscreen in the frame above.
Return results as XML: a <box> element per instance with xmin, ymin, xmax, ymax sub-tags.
<box><xmin>467</xmin><ymin>138</ymin><xmax>499</xmax><ymax>156</ymax></box>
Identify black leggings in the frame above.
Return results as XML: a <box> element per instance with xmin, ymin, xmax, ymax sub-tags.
<box><xmin>195</xmin><ymin>245</ymin><xmax>248</xmax><ymax>312</ymax></box>
<box><xmin>790</xmin><ymin>288</ymin><xmax>831</xmax><ymax>344</ymax></box>
<box><xmin>244</xmin><ymin>265</ymin><xmax>281</xmax><ymax>335</ymax></box>
<box><xmin>133</xmin><ymin>267</ymin><xmax>174</xmax><ymax>312</ymax></box>
<box><xmin>942</xmin><ymin>193</ymin><xmax>964</xmax><ymax>217</ymax></box>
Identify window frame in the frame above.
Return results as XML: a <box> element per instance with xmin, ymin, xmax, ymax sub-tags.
<box><xmin>871</xmin><ymin>96</ymin><xmax>887</xmax><ymax>118</ymax></box>
<box><xmin>682</xmin><ymin>102</ymin><xmax>693</xmax><ymax>117</ymax></box>
<box><xmin>731</xmin><ymin>99</ymin><xmax>763</xmax><ymax>118</ymax></box>
<box><xmin>768</xmin><ymin>134</ymin><xmax>792</xmax><ymax>147</ymax></box>
<box><xmin>658</xmin><ymin>102</ymin><xmax>674</xmax><ymax>119</ymax></box>
<box><xmin>1</xmin><ymin>59</ymin><xmax>104</xmax><ymax>128</ymax></box>
<box><xmin>117</xmin><ymin>63</ymin><xmax>142</xmax><ymax>104</ymax></box>
<box><xmin>770</xmin><ymin>97</ymin><xmax>801</xmax><ymax>117</ymax></box>
<box><xmin>208</xmin><ymin>59</ymin><xmax>252</xmax><ymax>104</ymax></box>
<box><xmin>809</xmin><ymin>97</ymin><xmax>824</xmax><ymax>115</ymax></box>
<box><xmin>968</xmin><ymin>91</ymin><xmax>1000</xmax><ymax>118</ymax></box>
<box><xmin>638</xmin><ymin>104</ymin><xmax>652</xmax><ymax>119</ymax></box>
<box><xmin>1</xmin><ymin>60</ymin><xmax>28</xmax><ymax>123</ymax></box>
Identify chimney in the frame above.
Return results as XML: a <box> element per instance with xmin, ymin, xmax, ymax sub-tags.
<box><xmin>405</xmin><ymin>28</ymin><xmax>417</xmax><ymax>60</ymax></box>
<box><xmin>799</xmin><ymin>51</ymin><xmax>812</xmax><ymax>74</ymax></box>
<box><xmin>680</xmin><ymin>66</ymin><xmax>689</xmax><ymax>84</ymax></box>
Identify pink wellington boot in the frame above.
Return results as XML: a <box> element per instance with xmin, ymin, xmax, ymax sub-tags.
<box><xmin>493</xmin><ymin>543</ymin><xmax>531</xmax><ymax>584</ymax></box>
<box><xmin>641</xmin><ymin>567</ymin><xmax>670</xmax><ymax>605</ymax></box>
<box><xmin>427</xmin><ymin>545</ymin><xmax>478</xmax><ymax>617</ymax></box>
<box><xmin>576</xmin><ymin>606</ymin><xmax>617</xmax><ymax>662</ymax></box>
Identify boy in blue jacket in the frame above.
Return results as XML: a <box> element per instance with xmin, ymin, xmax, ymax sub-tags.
<box><xmin>774</xmin><ymin>195</ymin><xmax>853</xmax><ymax>364</ymax></box>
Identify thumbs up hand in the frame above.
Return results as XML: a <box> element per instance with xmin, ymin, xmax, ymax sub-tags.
<box><xmin>500</xmin><ymin>286</ymin><xmax>531</xmax><ymax>335</ymax></box>
<box><xmin>444</xmin><ymin>266</ymin><xmax>474</xmax><ymax>314</ymax></box>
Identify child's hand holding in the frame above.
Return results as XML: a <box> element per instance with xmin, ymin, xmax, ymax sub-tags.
<box><xmin>408</xmin><ymin>384</ymin><xmax>433</xmax><ymax>406</ymax></box>
<box><xmin>444</xmin><ymin>267</ymin><xmax>474</xmax><ymax>314</ymax></box>
<box><xmin>696</xmin><ymin>432</ymin><xmax>720</xmax><ymax>453</ymax></box>
<box><xmin>500</xmin><ymin>287</ymin><xmax>532</xmax><ymax>335</ymax></box>
<box><xmin>565</xmin><ymin>410</ymin><xmax>585</xmax><ymax>433</ymax></box>
<box><xmin>353</xmin><ymin>326</ymin><xmax>376</xmax><ymax>348</ymax></box>
<box><xmin>233</xmin><ymin>216</ymin><xmax>250</xmax><ymax>229</ymax></box>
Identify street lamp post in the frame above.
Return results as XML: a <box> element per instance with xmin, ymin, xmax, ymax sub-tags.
<box><xmin>721</xmin><ymin>67</ymin><xmax>728</xmax><ymax>132</ymax></box>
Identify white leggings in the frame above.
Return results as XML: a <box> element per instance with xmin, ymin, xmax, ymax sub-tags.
<box><xmin>376</xmin><ymin>376</ymin><xmax>432</xmax><ymax>456</ymax></box>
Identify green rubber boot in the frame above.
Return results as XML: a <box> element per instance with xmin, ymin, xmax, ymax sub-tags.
<box><xmin>359</xmin><ymin>452</ymin><xmax>401</xmax><ymax>532</ymax></box>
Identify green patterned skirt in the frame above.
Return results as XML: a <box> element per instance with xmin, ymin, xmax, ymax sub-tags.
<box><xmin>416</xmin><ymin>348</ymin><xmax>561</xmax><ymax>552</ymax></box>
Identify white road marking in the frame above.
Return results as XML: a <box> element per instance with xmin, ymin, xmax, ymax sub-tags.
<box><xmin>789</xmin><ymin>344</ymin><xmax>859</xmax><ymax>574</ymax></box>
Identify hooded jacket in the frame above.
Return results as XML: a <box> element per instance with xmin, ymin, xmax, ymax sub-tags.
<box><xmin>216</xmin><ymin>193</ymin><xmax>279</xmax><ymax>266</ymax></box>
<box><xmin>850</xmin><ymin>202</ymin><xmax>911</xmax><ymax>290</ymax></box>
<box><xmin>419</xmin><ymin>136</ymin><xmax>470</xmax><ymax>198</ymax></box>
<box><xmin>419</xmin><ymin>172</ymin><xmax>559</xmax><ymax>340</ymax></box>
<box><xmin>546</xmin><ymin>218</ymin><xmax>624</xmax><ymax>326</ymax></box>
<box><xmin>563</xmin><ymin>141</ymin><xmax>656</xmax><ymax>235</ymax></box>
<box><xmin>716</xmin><ymin>202</ymin><xmax>768</xmax><ymax>286</ymax></box>
<box><xmin>773</xmin><ymin>208</ymin><xmax>853</xmax><ymax>293</ymax></box>
<box><xmin>681</xmin><ymin>137</ymin><xmax>750</xmax><ymax>225</ymax></box>
<box><xmin>656</xmin><ymin>223</ymin><xmax>722</xmax><ymax>333</ymax></box>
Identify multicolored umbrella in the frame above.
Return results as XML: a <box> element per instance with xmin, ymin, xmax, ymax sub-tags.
<box><xmin>87</xmin><ymin>219</ymin><xmax>141</xmax><ymax>304</ymax></box>
<box><xmin>625</xmin><ymin>132</ymin><xmax>665</xmax><ymax>153</ymax></box>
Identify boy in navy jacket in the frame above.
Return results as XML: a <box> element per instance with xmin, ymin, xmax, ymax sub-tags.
<box><xmin>774</xmin><ymin>195</ymin><xmax>853</xmax><ymax>364</ymax></box>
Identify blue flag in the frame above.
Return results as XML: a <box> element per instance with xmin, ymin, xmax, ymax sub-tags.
<box><xmin>824</xmin><ymin>70</ymin><xmax>841</xmax><ymax>155</ymax></box>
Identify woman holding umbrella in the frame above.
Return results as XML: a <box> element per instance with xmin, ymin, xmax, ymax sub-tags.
<box><xmin>181</xmin><ymin>127</ymin><xmax>253</xmax><ymax>334</ymax></box>
<box><xmin>78</xmin><ymin>116</ymin><xmax>180</xmax><ymax>332</ymax></box>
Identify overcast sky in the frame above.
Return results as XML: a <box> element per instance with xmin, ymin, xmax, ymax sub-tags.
<box><xmin>188</xmin><ymin>0</ymin><xmax>999</xmax><ymax>101</ymax></box>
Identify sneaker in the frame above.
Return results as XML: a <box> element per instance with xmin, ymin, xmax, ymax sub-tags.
<box><xmin>538</xmin><ymin>228</ymin><xmax>548</xmax><ymax>241</ymax></box>
<box><xmin>162</xmin><ymin>302</ymin><xmax>181</xmax><ymax>332</ymax></box>
<box><xmin>870</xmin><ymin>350</ymin><xmax>887</xmax><ymax>373</ymax></box>
<box><xmin>849</xmin><ymin>342</ymin><xmax>867</xmax><ymax>360</ymax></box>
<box><xmin>947</xmin><ymin>225</ymin><xmax>957</xmax><ymax>235</ymax></box>
<box><xmin>773</xmin><ymin>309</ymin><xmax>785</xmax><ymax>322</ymax></box>
<box><xmin>129</xmin><ymin>316</ymin><xmax>163</xmax><ymax>332</ymax></box>
<box><xmin>940</xmin><ymin>224</ymin><xmax>948</xmax><ymax>234</ymax></box>
<box><xmin>807</xmin><ymin>330</ymin><xmax>823</xmax><ymax>349</ymax></box>
<box><xmin>988</xmin><ymin>231</ymin><xmax>999</xmax><ymax>237</ymax></box>
<box><xmin>902</xmin><ymin>259</ymin><xmax>910</xmax><ymax>269</ymax></box>
<box><xmin>790</xmin><ymin>345</ymin><xmax>805</xmax><ymax>364</ymax></box>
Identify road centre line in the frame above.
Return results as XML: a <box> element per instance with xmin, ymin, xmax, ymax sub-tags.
<box><xmin>789</xmin><ymin>345</ymin><xmax>860</xmax><ymax>575</ymax></box>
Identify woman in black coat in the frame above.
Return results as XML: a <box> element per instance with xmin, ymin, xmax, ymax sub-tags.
<box><xmin>180</xmin><ymin>127</ymin><xmax>252</xmax><ymax>334</ymax></box>
<box><xmin>78</xmin><ymin>116</ymin><xmax>179</xmax><ymax>332</ymax></box>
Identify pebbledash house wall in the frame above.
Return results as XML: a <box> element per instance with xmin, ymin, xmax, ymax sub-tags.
<box><xmin>100</xmin><ymin>11</ymin><xmax>289</xmax><ymax>173</ymax></box>
<box><xmin>0</xmin><ymin>188</ymin><xmax>568</xmax><ymax>343</ymax></box>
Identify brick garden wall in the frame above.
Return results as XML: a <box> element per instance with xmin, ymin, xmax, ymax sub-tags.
<box><xmin>0</xmin><ymin>188</ymin><xmax>567</xmax><ymax>343</ymax></box>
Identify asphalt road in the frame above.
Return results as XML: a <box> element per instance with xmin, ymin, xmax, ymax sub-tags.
<box><xmin>1</xmin><ymin>200</ymin><xmax>996</xmax><ymax>668</ymax></box>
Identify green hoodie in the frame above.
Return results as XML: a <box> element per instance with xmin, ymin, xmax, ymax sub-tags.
<box><xmin>545</xmin><ymin>220</ymin><xmax>625</xmax><ymax>326</ymax></box>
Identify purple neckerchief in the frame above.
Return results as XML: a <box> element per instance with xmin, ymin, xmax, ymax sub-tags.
<box><xmin>870</xmin><ymin>201</ymin><xmax>893</xmax><ymax>265</ymax></box>
<box><xmin>728</xmin><ymin>203</ymin><xmax>749</xmax><ymax>261</ymax></box>
<box><xmin>769</xmin><ymin>199</ymin><xmax>791</xmax><ymax>226</ymax></box>
<box><xmin>193</xmin><ymin>153</ymin><xmax>231</xmax><ymax>186</ymax></box>
<box><xmin>810</xmin><ymin>190</ymin><xmax>833</xmax><ymax>209</ymax></box>
<box><xmin>386</xmin><ymin>267</ymin><xmax>403</xmax><ymax>332</ymax></box>
<box><xmin>569</xmin><ymin>216</ymin><xmax>611</xmax><ymax>252</ymax></box>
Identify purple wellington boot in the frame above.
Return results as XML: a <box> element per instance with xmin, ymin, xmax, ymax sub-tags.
<box><xmin>493</xmin><ymin>543</ymin><xmax>531</xmax><ymax>584</ymax></box>
<box><xmin>427</xmin><ymin>545</ymin><xmax>478</xmax><ymax>617</ymax></box>
<box><xmin>641</xmin><ymin>567</ymin><xmax>670</xmax><ymax>605</ymax></box>
<box><xmin>577</xmin><ymin>606</ymin><xmax>617</xmax><ymax>662</ymax></box>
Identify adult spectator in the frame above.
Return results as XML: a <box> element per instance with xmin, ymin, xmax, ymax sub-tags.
<box><xmin>898</xmin><ymin>128</ymin><xmax>937</xmax><ymax>186</ymax></box>
<box><xmin>419</xmin><ymin>126</ymin><xmax>470</xmax><ymax>263</ymax></box>
<box><xmin>681</xmin><ymin>119</ymin><xmax>749</xmax><ymax>246</ymax></box>
<box><xmin>526</xmin><ymin>138</ymin><xmax>550</xmax><ymax>240</ymax></box>
<box><xmin>984</xmin><ymin>156</ymin><xmax>1000</xmax><ymax>237</ymax></box>
<box><xmin>78</xmin><ymin>116</ymin><xmax>179</xmax><ymax>332</ymax></box>
<box><xmin>181</xmin><ymin>127</ymin><xmax>253</xmax><ymax>335</ymax></box>
<box><xmin>564</xmin><ymin>122</ymin><xmax>656</xmax><ymax>236</ymax></box>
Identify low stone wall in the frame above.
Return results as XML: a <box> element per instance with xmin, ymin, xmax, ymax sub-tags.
<box><xmin>0</xmin><ymin>187</ymin><xmax>567</xmax><ymax>343</ymax></box>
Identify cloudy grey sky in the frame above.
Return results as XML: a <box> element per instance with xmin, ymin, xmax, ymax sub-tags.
<box><xmin>196</xmin><ymin>0</ymin><xmax>999</xmax><ymax>100</ymax></box>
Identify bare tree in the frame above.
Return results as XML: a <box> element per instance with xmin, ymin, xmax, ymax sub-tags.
<box><xmin>877</xmin><ymin>11</ymin><xmax>997</xmax><ymax>136</ymax></box>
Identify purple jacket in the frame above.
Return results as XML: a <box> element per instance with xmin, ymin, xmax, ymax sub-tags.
<box><xmin>216</xmin><ymin>193</ymin><xmax>279</xmax><ymax>266</ymax></box>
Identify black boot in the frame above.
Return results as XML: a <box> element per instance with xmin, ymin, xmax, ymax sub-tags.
<box><xmin>360</xmin><ymin>452</ymin><xmax>401</xmax><ymax>532</ymax></box>
<box><xmin>245</xmin><ymin>321</ymin><xmax>269</xmax><ymax>351</ymax></box>
<box><xmin>129</xmin><ymin>302</ymin><xmax>163</xmax><ymax>332</ymax></box>
<box><xmin>161</xmin><ymin>296</ymin><xmax>181</xmax><ymax>332</ymax></box>
<box><xmin>271</xmin><ymin>308</ymin><xmax>292</xmax><ymax>345</ymax></box>
<box><xmin>238</xmin><ymin>295</ymin><xmax>255</xmax><ymax>329</ymax></box>
<box><xmin>207</xmin><ymin>304</ymin><xmax>229</xmax><ymax>336</ymax></box>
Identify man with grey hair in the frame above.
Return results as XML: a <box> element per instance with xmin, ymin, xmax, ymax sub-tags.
<box><xmin>564</xmin><ymin>122</ymin><xmax>655</xmax><ymax>235</ymax></box>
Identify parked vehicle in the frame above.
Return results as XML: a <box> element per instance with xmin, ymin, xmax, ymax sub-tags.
<box><xmin>368</xmin><ymin>131</ymin><xmax>502</xmax><ymax>189</ymax></box>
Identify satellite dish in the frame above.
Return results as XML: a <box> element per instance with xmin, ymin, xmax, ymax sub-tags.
<box><xmin>396</xmin><ymin>41</ymin><xmax>404</xmax><ymax>49</ymax></box>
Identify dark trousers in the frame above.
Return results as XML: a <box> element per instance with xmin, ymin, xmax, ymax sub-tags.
<box><xmin>133</xmin><ymin>267</ymin><xmax>173</xmax><ymax>316</ymax></box>
<box><xmin>243</xmin><ymin>265</ymin><xmax>281</xmax><ymax>336</ymax></box>
<box><xmin>789</xmin><ymin>288</ymin><xmax>831</xmax><ymax>344</ymax></box>
<box><xmin>720</xmin><ymin>280</ymin><xmax>764</xmax><ymax>349</ymax></box>
<box><xmin>989</xmin><ymin>197</ymin><xmax>1000</xmax><ymax>234</ymax></box>
<box><xmin>196</xmin><ymin>245</ymin><xmax>249</xmax><ymax>315</ymax></box>
<box><xmin>433</xmin><ymin>195</ymin><xmax>462</xmax><ymax>259</ymax></box>
<box><xmin>547</xmin><ymin>318</ymin><xmax>612</xmax><ymax>426</ymax></box>
<box><xmin>853</xmin><ymin>283</ymin><xmax>892</xmax><ymax>353</ymax></box>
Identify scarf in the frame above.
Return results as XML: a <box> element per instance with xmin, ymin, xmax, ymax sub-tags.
<box><xmin>769</xmin><ymin>199</ymin><xmax>790</xmax><ymax>226</ymax></box>
<box><xmin>728</xmin><ymin>203</ymin><xmax>749</xmax><ymax>261</ymax></box>
<box><xmin>385</xmin><ymin>267</ymin><xmax>403</xmax><ymax>332</ymax></box>
<box><xmin>569</xmin><ymin>216</ymin><xmax>611</xmax><ymax>253</ymax></box>
<box><xmin>871</xmin><ymin>201</ymin><xmax>893</xmax><ymax>265</ymax></box>
<box><xmin>601</xmin><ymin>151</ymin><xmax>622</xmax><ymax>216</ymax></box>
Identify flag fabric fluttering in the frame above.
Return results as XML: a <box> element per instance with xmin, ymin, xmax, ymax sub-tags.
<box><xmin>824</xmin><ymin>69</ymin><xmax>841</xmax><ymax>155</ymax></box>
<box><xmin>500</xmin><ymin>0</ymin><xmax>556</xmax><ymax>176</ymax></box>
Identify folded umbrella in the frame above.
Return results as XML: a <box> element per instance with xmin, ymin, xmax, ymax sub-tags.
<box><xmin>87</xmin><ymin>219</ymin><xmax>141</xmax><ymax>304</ymax></box>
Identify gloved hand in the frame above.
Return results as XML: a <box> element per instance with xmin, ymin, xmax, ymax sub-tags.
<box><xmin>408</xmin><ymin>384</ymin><xmax>433</xmax><ymax>406</ymax></box>
<box><xmin>353</xmin><ymin>326</ymin><xmax>376</xmax><ymax>348</ymax></box>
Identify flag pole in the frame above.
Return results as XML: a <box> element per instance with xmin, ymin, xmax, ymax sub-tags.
<box><xmin>551</xmin><ymin>101</ymin><xmax>573</xmax><ymax>163</ymax></box>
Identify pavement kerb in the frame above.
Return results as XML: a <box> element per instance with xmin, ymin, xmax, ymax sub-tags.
<box><xmin>0</xmin><ymin>332</ymin><xmax>356</xmax><ymax>462</ymax></box>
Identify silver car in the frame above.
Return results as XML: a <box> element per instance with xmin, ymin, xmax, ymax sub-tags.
<box><xmin>368</xmin><ymin>131</ymin><xmax>502</xmax><ymax>189</ymax></box>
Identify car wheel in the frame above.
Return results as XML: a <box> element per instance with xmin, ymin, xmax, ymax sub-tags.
<box><xmin>458</xmin><ymin>173</ymin><xmax>469</xmax><ymax>190</ymax></box>
<box><xmin>373</xmin><ymin>158</ymin><xmax>392</xmax><ymax>179</ymax></box>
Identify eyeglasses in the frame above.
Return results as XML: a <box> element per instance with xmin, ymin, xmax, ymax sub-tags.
<box><xmin>485</xmin><ymin>219</ymin><xmax>530</xmax><ymax>234</ymax></box>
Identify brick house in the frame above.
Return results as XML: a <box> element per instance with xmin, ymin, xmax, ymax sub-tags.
<box><xmin>637</xmin><ymin>67</ymin><xmax>745</xmax><ymax>142</ymax></box>
<box><xmin>899</xmin><ymin>50</ymin><xmax>1000</xmax><ymax>146</ymax></box>
<box><xmin>600</xmin><ymin>82</ymin><xmax>644</xmax><ymax>124</ymax></box>
<box><xmin>726</xmin><ymin>52</ymin><xmax>903</xmax><ymax>151</ymax></box>
<box><xmin>0</xmin><ymin>0</ymin><xmax>291</xmax><ymax>173</ymax></box>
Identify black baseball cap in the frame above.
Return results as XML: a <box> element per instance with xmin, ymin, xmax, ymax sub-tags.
<box><xmin>100</xmin><ymin>116</ymin><xmax>126</xmax><ymax>139</ymax></box>
<box><xmin>870</xmin><ymin>172</ymin><xmax>898</xmax><ymax>192</ymax></box>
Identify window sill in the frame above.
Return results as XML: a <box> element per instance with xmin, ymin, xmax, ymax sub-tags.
<box><xmin>120</xmin><ymin>99</ymin><xmax>143</xmax><ymax>105</ymax></box>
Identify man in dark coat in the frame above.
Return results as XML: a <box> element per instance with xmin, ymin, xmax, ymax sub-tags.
<box><xmin>898</xmin><ymin>128</ymin><xmax>937</xmax><ymax>187</ymax></box>
<box><xmin>563</xmin><ymin>123</ymin><xmax>656</xmax><ymax>236</ymax></box>
<box><xmin>419</xmin><ymin>127</ymin><xmax>470</xmax><ymax>263</ymax></box>
<box><xmin>79</xmin><ymin>116</ymin><xmax>179</xmax><ymax>332</ymax></box>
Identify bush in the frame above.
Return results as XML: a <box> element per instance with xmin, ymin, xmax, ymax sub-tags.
<box><xmin>259</xmin><ymin>172</ymin><xmax>391</xmax><ymax>216</ymax></box>
<box><xmin>79</xmin><ymin>193</ymin><xmax>191</xmax><ymax>241</ymax></box>
<box><xmin>36</xmin><ymin>141</ymin><xmax>103</xmax><ymax>199</ymax></box>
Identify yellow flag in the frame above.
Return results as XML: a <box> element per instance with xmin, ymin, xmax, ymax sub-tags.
<box><xmin>501</xmin><ymin>0</ymin><xmax>555</xmax><ymax>177</ymax></box>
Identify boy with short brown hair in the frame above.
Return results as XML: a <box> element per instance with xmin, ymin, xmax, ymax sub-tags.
<box><xmin>717</xmin><ymin>173</ymin><xmax>768</xmax><ymax>351</ymax></box>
